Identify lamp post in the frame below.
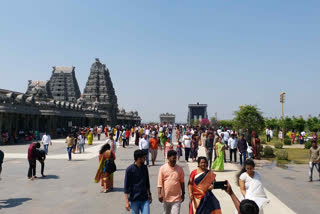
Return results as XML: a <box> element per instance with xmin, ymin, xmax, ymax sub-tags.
<box><xmin>280</xmin><ymin>92</ymin><xmax>286</xmax><ymax>118</ymax></box>
<box><xmin>280</xmin><ymin>92</ymin><xmax>286</xmax><ymax>137</ymax></box>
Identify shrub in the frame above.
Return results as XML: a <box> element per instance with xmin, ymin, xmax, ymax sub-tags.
<box><xmin>263</xmin><ymin>146</ymin><xmax>274</xmax><ymax>157</ymax></box>
<box><xmin>305</xmin><ymin>141</ymin><xmax>312</xmax><ymax>149</ymax></box>
<box><xmin>276</xmin><ymin>150</ymin><xmax>288</xmax><ymax>160</ymax></box>
<box><xmin>284</xmin><ymin>138</ymin><xmax>292</xmax><ymax>145</ymax></box>
<box><xmin>274</xmin><ymin>142</ymin><xmax>283</xmax><ymax>149</ymax></box>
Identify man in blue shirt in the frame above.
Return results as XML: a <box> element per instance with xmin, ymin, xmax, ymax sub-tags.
<box><xmin>124</xmin><ymin>150</ymin><xmax>152</xmax><ymax>214</ymax></box>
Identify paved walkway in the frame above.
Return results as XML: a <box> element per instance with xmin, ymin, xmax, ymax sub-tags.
<box><xmin>0</xmin><ymin>134</ymin><xmax>309</xmax><ymax>213</ymax></box>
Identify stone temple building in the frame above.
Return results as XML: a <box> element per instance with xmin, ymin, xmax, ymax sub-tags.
<box><xmin>49</xmin><ymin>66</ymin><xmax>81</xmax><ymax>102</ymax></box>
<box><xmin>0</xmin><ymin>59</ymin><xmax>140</xmax><ymax>140</ymax></box>
<box><xmin>160</xmin><ymin>113</ymin><xmax>176</xmax><ymax>124</ymax></box>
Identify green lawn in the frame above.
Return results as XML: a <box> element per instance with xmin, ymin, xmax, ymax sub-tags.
<box><xmin>271</xmin><ymin>148</ymin><xmax>310</xmax><ymax>164</ymax></box>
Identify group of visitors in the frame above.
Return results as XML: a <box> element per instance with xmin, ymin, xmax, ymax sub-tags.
<box><xmin>8</xmin><ymin>122</ymin><xmax>320</xmax><ymax>213</ymax></box>
<box><xmin>121</xmin><ymin>148</ymin><xmax>263</xmax><ymax>214</ymax></box>
<box><xmin>90</xmin><ymin>123</ymin><xmax>271</xmax><ymax>214</ymax></box>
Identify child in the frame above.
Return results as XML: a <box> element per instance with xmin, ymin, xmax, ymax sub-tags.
<box><xmin>176</xmin><ymin>142</ymin><xmax>183</xmax><ymax>161</ymax></box>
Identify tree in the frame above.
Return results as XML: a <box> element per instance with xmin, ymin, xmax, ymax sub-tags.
<box><xmin>307</xmin><ymin>117</ymin><xmax>320</xmax><ymax>132</ymax></box>
<box><xmin>219</xmin><ymin>120</ymin><xmax>233</xmax><ymax>129</ymax></box>
<box><xmin>194</xmin><ymin>118</ymin><xmax>200</xmax><ymax>126</ymax></box>
<box><xmin>210</xmin><ymin>117</ymin><xmax>220</xmax><ymax>128</ymax></box>
<box><xmin>292</xmin><ymin>116</ymin><xmax>306</xmax><ymax>132</ymax></box>
<box><xmin>265</xmin><ymin>118</ymin><xmax>280</xmax><ymax>130</ymax></box>
<box><xmin>233</xmin><ymin>105</ymin><xmax>265</xmax><ymax>134</ymax></box>
<box><xmin>200</xmin><ymin>118</ymin><xmax>210</xmax><ymax>127</ymax></box>
<box><xmin>190</xmin><ymin>119</ymin><xmax>195</xmax><ymax>126</ymax></box>
<box><xmin>279</xmin><ymin>117</ymin><xmax>293</xmax><ymax>133</ymax></box>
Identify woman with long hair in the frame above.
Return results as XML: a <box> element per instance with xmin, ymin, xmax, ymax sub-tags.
<box><xmin>188</xmin><ymin>157</ymin><xmax>221</xmax><ymax>214</ymax></box>
<box><xmin>95</xmin><ymin>143</ymin><xmax>116</xmax><ymax>193</ymax></box>
<box><xmin>237</xmin><ymin>159</ymin><xmax>268</xmax><ymax>214</ymax></box>
<box><xmin>211</xmin><ymin>137</ymin><xmax>224</xmax><ymax>172</ymax></box>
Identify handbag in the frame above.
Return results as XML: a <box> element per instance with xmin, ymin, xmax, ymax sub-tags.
<box><xmin>104</xmin><ymin>155</ymin><xmax>117</xmax><ymax>174</ymax></box>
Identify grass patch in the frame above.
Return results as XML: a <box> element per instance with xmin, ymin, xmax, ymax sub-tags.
<box><xmin>263</xmin><ymin>148</ymin><xmax>309</xmax><ymax>164</ymax></box>
<box><xmin>276</xmin><ymin>148</ymin><xmax>309</xmax><ymax>164</ymax></box>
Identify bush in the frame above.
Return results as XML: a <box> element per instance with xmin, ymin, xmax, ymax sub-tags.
<box><xmin>274</xmin><ymin>142</ymin><xmax>283</xmax><ymax>149</ymax></box>
<box><xmin>276</xmin><ymin>150</ymin><xmax>288</xmax><ymax>160</ymax></box>
<box><xmin>284</xmin><ymin>138</ymin><xmax>292</xmax><ymax>145</ymax></box>
<box><xmin>305</xmin><ymin>141</ymin><xmax>312</xmax><ymax>149</ymax></box>
<box><xmin>263</xmin><ymin>146</ymin><xmax>274</xmax><ymax>157</ymax></box>
<box><xmin>261</xmin><ymin>138</ymin><xmax>266</xmax><ymax>144</ymax></box>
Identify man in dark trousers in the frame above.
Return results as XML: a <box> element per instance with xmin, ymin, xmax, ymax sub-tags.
<box><xmin>237</xmin><ymin>134</ymin><xmax>248</xmax><ymax>165</ymax></box>
<box><xmin>205</xmin><ymin>133</ymin><xmax>215</xmax><ymax>169</ymax></box>
<box><xmin>27</xmin><ymin>142</ymin><xmax>40</xmax><ymax>180</ymax></box>
<box><xmin>36</xmin><ymin>147</ymin><xmax>46</xmax><ymax>177</ymax></box>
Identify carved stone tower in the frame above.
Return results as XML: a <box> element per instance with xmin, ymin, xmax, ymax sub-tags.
<box><xmin>83</xmin><ymin>58</ymin><xmax>118</xmax><ymax>124</ymax></box>
<box><xmin>49</xmin><ymin>66</ymin><xmax>81</xmax><ymax>102</ymax></box>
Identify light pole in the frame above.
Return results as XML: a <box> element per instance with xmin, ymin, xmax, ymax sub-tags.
<box><xmin>280</xmin><ymin>92</ymin><xmax>286</xmax><ymax>118</ymax></box>
<box><xmin>280</xmin><ymin>92</ymin><xmax>286</xmax><ymax>138</ymax></box>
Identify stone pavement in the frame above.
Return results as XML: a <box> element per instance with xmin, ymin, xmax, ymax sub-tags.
<box><xmin>0</xmin><ymin>136</ymin><xmax>190</xmax><ymax>214</ymax></box>
<box><xmin>0</xmin><ymin>134</ymin><xmax>314</xmax><ymax>214</ymax></box>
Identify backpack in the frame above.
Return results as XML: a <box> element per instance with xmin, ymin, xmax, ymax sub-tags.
<box><xmin>103</xmin><ymin>155</ymin><xmax>117</xmax><ymax>174</ymax></box>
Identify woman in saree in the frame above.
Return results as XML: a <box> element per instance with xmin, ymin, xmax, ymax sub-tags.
<box><xmin>87</xmin><ymin>131</ymin><xmax>93</xmax><ymax>145</ymax></box>
<box><xmin>95</xmin><ymin>143</ymin><xmax>116</xmax><ymax>193</ymax></box>
<box><xmin>253</xmin><ymin>134</ymin><xmax>261</xmax><ymax>160</ymax></box>
<box><xmin>238</xmin><ymin>159</ymin><xmax>269</xmax><ymax>214</ymax></box>
<box><xmin>211</xmin><ymin>137</ymin><xmax>224</xmax><ymax>172</ymax></box>
<box><xmin>188</xmin><ymin>157</ymin><xmax>222</xmax><ymax>214</ymax></box>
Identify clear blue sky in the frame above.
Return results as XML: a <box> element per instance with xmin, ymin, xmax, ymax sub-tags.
<box><xmin>0</xmin><ymin>0</ymin><xmax>319</xmax><ymax>122</ymax></box>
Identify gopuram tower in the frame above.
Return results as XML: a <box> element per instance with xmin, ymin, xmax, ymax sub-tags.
<box><xmin>82</xmin><ymin>58</ymin><xmax>118</xmax><ymax>125</ymax></box>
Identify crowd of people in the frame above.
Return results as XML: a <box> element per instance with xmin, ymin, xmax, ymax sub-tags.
<box><xmin>92</xmin><ymin>124</ymin><xmax>272</xmax><ymax>214</ymax></box>
<box><xmin>1</xmin><ymin>123</ymin><xmax>320</xmax><ymax>214</ymax></box>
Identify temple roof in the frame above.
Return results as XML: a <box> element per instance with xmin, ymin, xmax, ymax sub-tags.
<box><xmin>53</xmin><ymin>66</ymin><xmax>74</xmax><ymax>73</ymax></box>
<box><xmin>28</xmin><ymin>80</ymin><xmax>49</xmax><ymax>87</ymax></box>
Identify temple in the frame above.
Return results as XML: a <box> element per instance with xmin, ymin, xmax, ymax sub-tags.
<box><xmin>160</xmin><ymin>113</ymin><xmax>176</xmax><ymax>124</ymax></box>
<box><xmin>49</xmin><ymin>66</ymin><xmax>81</xmax><ymax>102</ymax></box>
<box><xmin>0</xmin><ymin>59</ymin><xmax>141</xmax><ymax>139</ymax></box>
<box><xmin>187</xmin><ymin>103</ymin><xmax>208</xmax><ymax>123</ymax></box>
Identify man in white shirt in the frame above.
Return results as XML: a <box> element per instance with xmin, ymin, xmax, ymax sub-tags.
<box><xmin>182</xmin><ymin>132</ymin><xmax>192</xmax><ymax>162</ymax></box>
<box><xmin>145</xmin><ymin>128</ymin><xmax>150</xmax><ymax>140</ymax></box>
<box><xmin>228</xmin><ymin>134</ymin><xmax>238</xmax><ymax>163</ymax></box>
<box><xmin>106</xmin><ymin>133</ymin><xmax>117</xmax><ymax>153</ymax></box>
<box><xmin>270</xmin><ymin>129</ymin><xmax>273</xmax><ymax>140</ymax></box>
<box><xmin>41</xmin><ymin>132</ymin><xmax>52</xmax><ymax>155</ymax></box>
<box><xmin>78</xmin><ymin>133</ymin><xmax>85</xmax><ymax>153</ymax></box>
<box><xmin>217</xmin><ymin>128</ymin><xmax>222</xmax><ymax>137</ymax></box>
<box><xmin>222</xmin><ymin>131</ymin><xmax>230</xmax><ymax>148</ymax></box>
<box><xmin>139</xmin><ymin>134</ymin><xmax>150</xmax><ymax>166</ymax></box>
<box><xmin>266</xmin><ymin>128</ymin><xmax>270</xmax><ymax>142</ymax></box>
